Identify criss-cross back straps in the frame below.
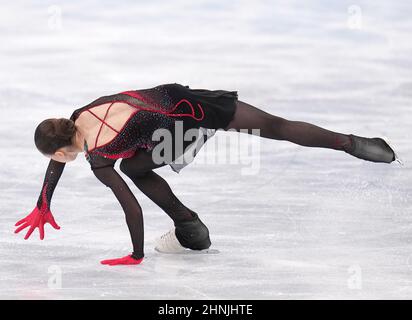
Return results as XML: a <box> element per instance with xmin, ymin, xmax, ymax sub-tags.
<box><xmin>86</xmin><ymin>102</ymin><xmax>120</xmax><ymax>149</ymax></box>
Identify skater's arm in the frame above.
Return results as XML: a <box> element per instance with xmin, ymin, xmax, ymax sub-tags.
<box><xmin>14</xmin><ymin>158</ymin><xmax>65</xmax><ymax>240</ymax></box>
<box><xmin>92</xmin><ymin>165</ymin><xmax>144</xmax><ymax>259</ymax></box>
<box><xmin>36</xmin><ymin>158</ymin><xmax>66</xmax><ymax>211</ymax></box>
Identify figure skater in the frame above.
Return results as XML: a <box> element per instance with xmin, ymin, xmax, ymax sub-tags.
<box><xmin>14</xmin><ymin>83</ymin><xmax>398</xmax><ymax>266</ymax></box>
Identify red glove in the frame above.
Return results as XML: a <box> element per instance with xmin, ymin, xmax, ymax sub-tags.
<box><xmin>101</xmin><ymin>254</ymin><xmax>144</xmax><ymax>266</ymax></box>
<box><xmin>14</xmin><ymin>206</ymin><xmax>60</xmax><ymax>240</ymax></box>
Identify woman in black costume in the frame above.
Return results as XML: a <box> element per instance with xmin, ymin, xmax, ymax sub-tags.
<box><xmin>14</xmin><ymin>83</ymin><xmax>398</xmax><ymax>266</ymax></box>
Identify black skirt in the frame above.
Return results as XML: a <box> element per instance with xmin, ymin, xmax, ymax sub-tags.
<box><xmin>165</xmin><ymin>82</ymin><xmax>239</xmax><ymax>130</ymax></box>
<box><xmin>158</xmin><ymin>83</ymin><xmax>239</xmax><ymax>172</ymax></box>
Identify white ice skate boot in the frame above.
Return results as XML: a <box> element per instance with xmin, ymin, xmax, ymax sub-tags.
<box><xmin>154</xmin><ymin>227</ymin><xmax>187</xmax><ymax>253</ymax></box>
<box><xmin>155</xmin><ymin>227</ymin><xmax>220</xmax><ymax>254</ymax></box>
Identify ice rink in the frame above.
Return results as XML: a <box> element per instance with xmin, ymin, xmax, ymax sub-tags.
<box><xmin>1</xmin><ymin>0</ymin><xmax>411</xmax><ymax>299</ymax></box>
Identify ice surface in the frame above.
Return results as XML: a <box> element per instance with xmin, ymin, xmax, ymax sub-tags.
<box><xmin>1</xmin><ymin>0</ymin><xmax>412</xmax><ymax>299</ymax></box>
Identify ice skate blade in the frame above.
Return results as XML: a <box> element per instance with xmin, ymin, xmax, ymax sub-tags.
<box><xmin>154</xmin><ymin>247</ymin><xmax>220</xmax><ymax>255</ymax></box>
<box><xmin>381</xmin><ymin>135</ymin><xmax>404</xmax><ymax>166</ymax></box>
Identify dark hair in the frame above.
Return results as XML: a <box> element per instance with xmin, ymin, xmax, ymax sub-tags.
<box><xmin>34</xmin><ymin>118</ymin><xmax>76</xmax><ymax>155</ymax></box>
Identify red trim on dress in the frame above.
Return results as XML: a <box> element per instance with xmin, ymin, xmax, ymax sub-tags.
<box><xmin>86</xmin><ymin>110</ymin><xmax>140</xmax><ymax>153</ymax></box>
<box><xmin>93</xmin><ymin>149</ymin><xmax>137</xmax><ymax>159</ymax></box>
<box><xmin>120</xmin><ymin>91</ymin><xmax>205</xmax><ymax>121</ymax></box>
<box><xmin>87</xmin><ymin>102</ymin><xmax>118</xmax><ymax>149</ymax></box>
<box><xmin>40</xmin><ymin>182</ymin><xmax>48</xmax><ymax>212</ymax></box>
<box><xmin>83</xmin><ymin>90</ymin><xmax>205</xmax><ymax>159</ymax></box>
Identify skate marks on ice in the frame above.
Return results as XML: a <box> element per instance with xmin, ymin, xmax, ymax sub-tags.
<box><xmin>154</xmin><ymin>247</ymin><xmax>220</xmax><ymax>255</ymax></box>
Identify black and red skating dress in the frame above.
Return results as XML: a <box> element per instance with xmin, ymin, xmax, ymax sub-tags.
<box><xmin>35</xmin><ymin>83</ymin><xmax>238</xmax><ymax>259</ymax></box>
<box><xmin>71</xmin><ymin>83</ymin><xmax>238</xmax><ymax>171</ymax></box>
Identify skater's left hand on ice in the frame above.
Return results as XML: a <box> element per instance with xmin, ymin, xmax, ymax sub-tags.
<box><xmin>14</xmin><ymin>206</ymin><xmax>60</xmax><ymax>240</ymax></box>
<box><xmin>100</xmin><ymin>254</ymin><xmax>144</xmax><ymax>266</ymax></box>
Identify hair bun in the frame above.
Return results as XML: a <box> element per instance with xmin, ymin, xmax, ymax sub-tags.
<box><xmin>35</xmin><ymin>118</ymin><xmax>76</xmax><ymax>155</ymax></box>
<box><xmin>54</xmin><ymin>119</ymin><xmax>75</xmax><ymax>141</ymax></box>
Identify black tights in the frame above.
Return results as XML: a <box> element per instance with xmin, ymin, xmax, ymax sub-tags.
<box><xmin>224</xmin><ymin>100</ymin><xmax>352</xmax><ymax>151</ymax></box>
<box><xmin>119</xmin><ymin>99</ymin><xmax>353</xmax><ymax>225</ymax></box>
<box><xmin>119</xmin><ymin>151</ymin><xmax>196</xmax><ymax>223</ymax></box>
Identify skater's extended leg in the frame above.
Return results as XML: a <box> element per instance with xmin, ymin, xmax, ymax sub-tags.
<box><xmin>224</xmin><ymin>100</ymin><xmax>395</xmax><ymax>163</ymax></box>
<box><xmin>225</xmin><ymin>100</ymin><xmax>352</xmax><ymax>150</ymax></box>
